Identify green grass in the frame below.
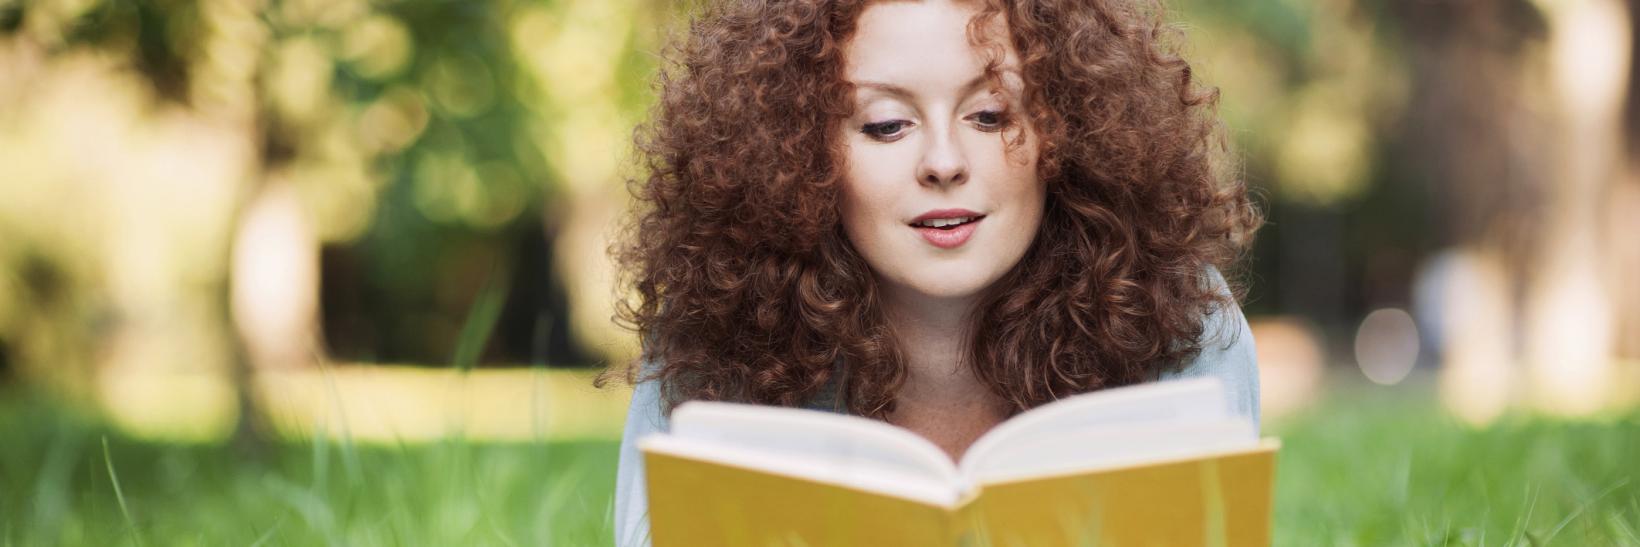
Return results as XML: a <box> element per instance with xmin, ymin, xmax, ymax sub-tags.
<box><xmin>1269</xmin><ymin>381</ymin><xmax>1640</xmax><ymax>546</ymax></box>
<box><xmin>0</xmin><ymin>392</ymin><xmax>619</xmax><ymax>546</ymax></box>
<box><xmin>1</xmin><ymin>380</ymin><xmax>1636</xmax><ymax>546</ymax></box>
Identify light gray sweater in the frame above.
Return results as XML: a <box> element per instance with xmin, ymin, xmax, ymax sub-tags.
<box><xmin>610</xmin><ymin>270</ymin><xmax>1261</xmax><ymax>547</ymax></box>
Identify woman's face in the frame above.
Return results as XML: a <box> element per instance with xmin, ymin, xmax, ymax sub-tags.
<box><xmin>838</xmin><ymin>0</ymin><xmax>1044</xmax><ymax>305</ymax></box>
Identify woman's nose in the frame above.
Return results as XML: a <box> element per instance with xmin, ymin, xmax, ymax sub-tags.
<box><xmin>917</xmin><ymin>128</ymin><xmax>969</xmax><ymax>187</ymax></box>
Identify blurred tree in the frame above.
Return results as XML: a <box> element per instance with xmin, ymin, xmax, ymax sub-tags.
<box><xmin>1516</xmin><ymin>0</ymin><xmax>1633</xmax><ymax>414</ymax></box>
<box><xmin>1618</xmin><ymin>0</ymin><xmax>1640</xmax><ymax>362</ymax></box>
<box><xmin>0</xmin><ymin>0</ymin><xmax>664</xmax><ymax>418</ymax></box>
<box><xmin>0</xmin><ymin>0</ymin><xmax>251</xmax><ymax>442</ymax></box>
<box><xmin>1179</xmin><ymin>0</ymin><xmax>1413</xmax><ymax>340</ymax></box>
<box><xmin>1383</xmin><ymin>0</ymin><xmax>1548</xmax><ymax>424</ymax></box>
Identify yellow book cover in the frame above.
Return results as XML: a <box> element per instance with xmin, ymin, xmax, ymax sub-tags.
<box><xmin>641</xmin><ymin>377</ymin><xmax>1278</xmax><ymax>547</ymax></box>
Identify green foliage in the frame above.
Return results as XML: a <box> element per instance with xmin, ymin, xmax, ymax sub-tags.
<box><xmin>0</xmin><ymin>0</ymin><xmax>664</xmax><ymax>368</ymax></box>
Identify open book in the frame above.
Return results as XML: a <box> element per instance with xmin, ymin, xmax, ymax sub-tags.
<box><xmin>640</xmin><ymin>377</ymin><xmax>1279</xmax><ymax>546</ymax></box>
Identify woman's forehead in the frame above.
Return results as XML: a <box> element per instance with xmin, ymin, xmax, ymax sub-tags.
<box><xmin>843</xmin><ymin>0</ymin><xmax>1021</xmax><ymax>95</ymax></box>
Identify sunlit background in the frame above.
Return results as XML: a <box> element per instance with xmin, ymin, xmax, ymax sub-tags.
<box><xmin>1</xmin><ymin>0</ymin><xmax>1637</xmax><ymax>543</ymax></box>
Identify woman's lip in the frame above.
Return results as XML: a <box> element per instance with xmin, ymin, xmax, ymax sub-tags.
<box><xmin>910</xmin><ymin>208</ymin><xmax>983</xmax><ymax>224</ymax></box>
<box><xmin>913</xmin><ymin>217</ymin><xmax>982</xmax><ymax>249</ymax></box>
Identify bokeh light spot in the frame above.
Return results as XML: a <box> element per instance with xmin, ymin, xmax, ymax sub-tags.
<box><xmin>341</xmin><ymin>14</ymin><xmax>413</xmax><ymax>80</ymax></box>
<box><xmin>424</xmin><ymin>52</ymin><xmax>496</xmax><ymax>119</ymax></box>
<box><xmin>1355</xmin><ymin>308</ymin><xmax>1420</xmax><ymax>386</ymax></box>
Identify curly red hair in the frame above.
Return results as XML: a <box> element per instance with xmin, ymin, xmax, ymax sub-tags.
<box><xmin>599</xmin><ymin>0</ymin><xmax>1261</xmax><ymax>419</ymax></box>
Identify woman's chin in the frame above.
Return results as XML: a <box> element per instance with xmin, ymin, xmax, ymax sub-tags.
<box><xmin>884</xmin><ymin>274</ymin><xmax>1002</xmax><ymax>303</ymax></box>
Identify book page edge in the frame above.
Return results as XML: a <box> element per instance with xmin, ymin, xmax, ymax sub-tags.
<box><xmin>639</xmin><ymin>435</ymin><xmax>965</xmax><ymax>510</ymax></box>
<box><xmin>673</xmin><ymin>401</ymin><xmax>959</xmax><ymax>480</ymax></box>
<box><xmin>960</xmin><ymin>377</ymin><xmax>1226</xmax><ymax>471</ymax></box>
<box><xmin>973</xmin><ymin>437</ymin><xmax>1281</xmax><ymax>488</ymax></box>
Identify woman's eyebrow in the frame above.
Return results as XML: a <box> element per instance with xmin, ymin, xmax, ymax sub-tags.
<box><xmin>852</xmin><ymin>73</ymin><xmax>993</xmax><ymax>99</ymax></box>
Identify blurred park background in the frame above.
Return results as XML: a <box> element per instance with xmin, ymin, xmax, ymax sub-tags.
<box><xmin>0</xmin><ymin>0</ymin><xmax>1637</xmax><ymax>544</ymax></box>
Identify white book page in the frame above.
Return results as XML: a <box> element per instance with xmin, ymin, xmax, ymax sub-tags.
<box><xmin>958</xmin><ymin>377</ymin><xmax>1230</xmax><ymax>478</ymax></box>
<box><xmin>653</xmin><ymin>402</ymin><xmax>964</xmax><ymax>505</ymax></box>
<box><xmin>965</xmin><ymin>418</ymin><xmax>1257</xmax><ymax>484</ymax></box>
<box><xmin>639</xmin><ymin>435</ymin><xmax>962</xmax><ymax>507</ymax></box>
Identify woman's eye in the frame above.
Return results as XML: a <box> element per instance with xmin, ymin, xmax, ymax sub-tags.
<box><xmin>969</xmin><ymin>109</ymin><xmax>1008</xmax><ymax>131</ymax></box>
<box><xmin>861</xmin><ymin>120</ymin><xmax>911</xmax><ymax>141</ymax></box>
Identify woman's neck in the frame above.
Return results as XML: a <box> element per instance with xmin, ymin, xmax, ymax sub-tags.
<box><xmin>881</xmin><ymin>288</ymin><xmax>973</xmax><ymax>384</ymax></box>
<box><xmin>880</xmin><ymin>286</ymin><xmax>1009</xmax><ymax>460</ymax></box>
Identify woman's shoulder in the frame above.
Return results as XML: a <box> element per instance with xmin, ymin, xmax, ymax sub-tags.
<box><xmin>1156</xmin><ymin>265</ymin><xmax>1261</xmax><ymax>427</ymax></box>
<box><xmin>614</xmin><ymin>361</ymin><xmax>669</xmax><ymax>547</ymax></box>
<box><xmin>614</xmin><ymin>359</ymin><xmax>843</xmax><ymax>547</ymax></box>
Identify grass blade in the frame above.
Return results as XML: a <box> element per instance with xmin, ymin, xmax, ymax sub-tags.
<box><xmin>247</xmin><ymin>515</ymin><xmax>286</xmax><ymax>547</ymax></box>
<box><xmin>101</xmin><ymin>436</ymin><xmax>143</xmax><ymax>547</ymax></box>
<box><xmin>451</xmin><ymin>261</ymin><xmax>510</xmax><ymax>373</ymax></box>
<box><xmin>1542</xmin><ymin>478</ymin><xmax>1630</xmax><ymax>544</ymax></box>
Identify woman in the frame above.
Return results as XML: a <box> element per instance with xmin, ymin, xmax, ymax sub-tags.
<box><xmin>603</xmin><ymin>0</ymin><xmax>1262</xmax><ymax>544</ymax></box>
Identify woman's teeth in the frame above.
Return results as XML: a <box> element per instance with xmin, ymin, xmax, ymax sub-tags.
<box><xmin>914</xmin><ymin>216</ymin><xmax>977</xmax><ymax>228</ymax></box>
